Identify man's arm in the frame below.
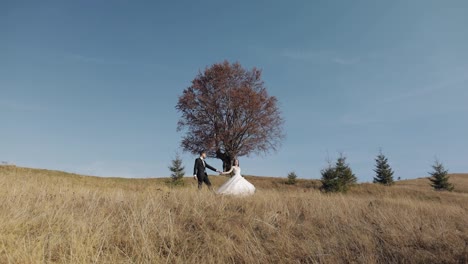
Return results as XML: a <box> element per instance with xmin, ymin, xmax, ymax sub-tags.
<box><xmin>193</xmin><ymin>159</ymin><xmax>198</xmax><ymax>177</ymax></box>
<box><xmin>205</xmin><ymin>162</ymin><xmax>219</xmax><ymax>173</ymax></box>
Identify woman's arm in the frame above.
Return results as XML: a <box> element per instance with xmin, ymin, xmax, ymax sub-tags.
<box><xmin>221</xmin><ymin>166</ymin><xmax>234</xmax><ymax>175</ymax></box>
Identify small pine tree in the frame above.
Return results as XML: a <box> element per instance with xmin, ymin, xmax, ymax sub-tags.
<box><xmin>320</xmin><ymin>165</ymin><xmax>340</xmax><ymax>192</ymax></box>
<box><xmin>429</xmin><ymin>160</ymin><xmax>454</xmax><ymax>191</ymax></box>
<box><xmin>169</xmin><ymin>154</ymin><xmax>185</xmax><ymax>185</ymax></box>
<box><xmin>321</xmin><ymin>155</ymin><xmax>357</xmax><ymax>193</ymax></box>
<box><xmin>335</xmin><ymin>155</ymin><xmax>357</xmax><ymax>192</ymax></box>
<box><xmin>286</xmin><ymin>171</ymin><xmax>297</xmax><ymax>185</ymax></box>
<box><xmin>373</xmin><ymin>151</ymin><xmax>395</xmax><ymax>186</ymax></box>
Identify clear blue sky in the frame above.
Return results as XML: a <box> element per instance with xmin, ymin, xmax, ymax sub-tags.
<box><xmin>1</xmin><ymin>0</ymin><xmax>467</xmax><ymax>181</ymax></box>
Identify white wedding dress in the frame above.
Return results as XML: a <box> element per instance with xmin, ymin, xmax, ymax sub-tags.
<box><xmin>217</xmin><ymin>167</ymin><xmax>255</xmax><ymax>196</ymax></box>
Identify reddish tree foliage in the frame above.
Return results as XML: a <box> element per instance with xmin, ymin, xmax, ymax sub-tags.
<box><xmin>176</xmin><ymin>61</ymin><xmax>285</xmax><ymax>171</ymax></box>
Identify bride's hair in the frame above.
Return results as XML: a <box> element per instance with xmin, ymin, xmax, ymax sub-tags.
<box><xmin>234</xmin><ymin>159</ymin><xmax>239</xmax><ymax>166</ymax></box>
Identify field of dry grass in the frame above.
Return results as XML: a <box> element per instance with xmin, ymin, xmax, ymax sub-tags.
<box><xmin>1</xmin><ymin>165</ymin><xmax>467</xmax><ymax>263</ymax></box>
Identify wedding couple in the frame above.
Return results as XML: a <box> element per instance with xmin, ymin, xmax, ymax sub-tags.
<box><xmin>193</xmin><ymin>151</ymin><xmax>255</xmax><ymax>196</ymax></box>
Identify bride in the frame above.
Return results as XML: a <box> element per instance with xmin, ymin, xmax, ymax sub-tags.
<box><xmin>217</xmin><ymin>159</ymin><xmax>255</xmax><ymax>196</ymax></box>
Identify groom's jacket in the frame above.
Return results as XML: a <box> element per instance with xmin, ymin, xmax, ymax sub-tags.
<box><xmin>193</xmin><ymin>158</ymin><xmax>216</xmax><ymax>177</ymax></box>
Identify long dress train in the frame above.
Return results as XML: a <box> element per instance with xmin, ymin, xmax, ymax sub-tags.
<box><xmin>217</xmin><ymin>167</ymin><xmax>255</xmax><ymax>196</ymax></box>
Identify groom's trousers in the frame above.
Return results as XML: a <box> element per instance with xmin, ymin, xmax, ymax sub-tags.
<box><xmin>197</xmin><ymin>173</ymin><xmax>212</xmax><ymax>189</ymax></box>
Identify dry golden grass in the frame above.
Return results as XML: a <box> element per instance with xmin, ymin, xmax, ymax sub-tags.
<box><xmin>1</xmin><ymin>166</ymin><xmax>467</xmax><ymax>263</ymax></box>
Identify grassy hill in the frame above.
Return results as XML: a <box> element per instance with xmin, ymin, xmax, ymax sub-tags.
<box><xmin>1</xmin><ymin>165</ymin><xmax>467</xmax><ymax>263</ymax></box>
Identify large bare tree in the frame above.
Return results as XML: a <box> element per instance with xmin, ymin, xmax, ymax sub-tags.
<box><xmin>176</xmin><ymin>61</ymin><xmax>285</xmax><ymax>171</ymax></box>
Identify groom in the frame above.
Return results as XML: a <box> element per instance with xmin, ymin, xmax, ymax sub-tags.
<box><xmin>193</xmin><ymin>150</ymin><xmax>221</xmax><ymax>190</ymax></box>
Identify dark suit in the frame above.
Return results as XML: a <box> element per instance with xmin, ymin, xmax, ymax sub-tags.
<box><xmin>193</xmin><ymin>157</ymin><xmax>217</xmax><ymax>189</ymax></box>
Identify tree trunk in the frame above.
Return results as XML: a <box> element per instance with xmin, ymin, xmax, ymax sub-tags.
<box><xmin>222</xmin><ymin>157</ymin><xmax>232</xmax><ymax>172</ymax></box>
<box><xmin>216</xmin><ymin>150</ymin><xmax>234</xmax><ymax>172</ymax></box>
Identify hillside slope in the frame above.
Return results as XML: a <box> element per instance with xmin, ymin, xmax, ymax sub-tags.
<box><xmin>1</xmin><ymin>166</ymin><xmax>467</xmax><ymax>263</ymax></box>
